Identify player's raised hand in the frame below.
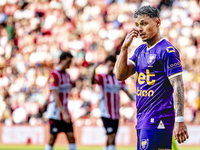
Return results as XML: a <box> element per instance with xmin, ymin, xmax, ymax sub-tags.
<box><xmin>63</xmin><ymin>112</ymin><xmax>71</xmax><ymax>123</ymax></box>
<box><xmin>173</xmin><ymin>122</ymin><xmax>189</xmax><ymax>144</ymax></box>
<box><xmin>122</xmin><ymin>28</ymin><xmax>139</xmax><ymax>49</ymax></box>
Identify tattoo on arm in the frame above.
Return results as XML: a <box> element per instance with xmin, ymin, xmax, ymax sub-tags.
<box><xmin>169</xmin><ymin>75</ymin><xmax>184</xmax><ymax>116</ymax></box>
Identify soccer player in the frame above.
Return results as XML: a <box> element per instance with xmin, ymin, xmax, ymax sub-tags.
<box><xmin>91</xmin><ymin>55</ymin><xmax>134</xmax><ymax>150</ymax></box>
<box><xmin>115</xmin><ymin>6</ymin><xmax>189</xmax><ymax>150</ymax></box>
<box><xmin>45</xmin><ymin>52</ymin><xmax>77</xmax><ymax>150</ymax></box>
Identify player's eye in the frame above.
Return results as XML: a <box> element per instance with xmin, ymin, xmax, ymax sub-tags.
<box><xmin>141</xmin><ymin>22</ymin><xmax>147</xmax><ymax>26</ymax></box>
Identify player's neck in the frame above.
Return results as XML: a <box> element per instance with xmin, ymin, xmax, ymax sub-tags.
<box><xmin>146</xmin><ymin>33</ymin><xmax>162</xmax><ymax>48</ymax></box>
<box><xmin>57</xmin><ymin>65</ymin><xmax>66</xmax><ymax>72</ymax></box>
<box><xmin>108</xmin><ymin>72</ymin><xmax>114</xmax><ymax>76</ymax></box>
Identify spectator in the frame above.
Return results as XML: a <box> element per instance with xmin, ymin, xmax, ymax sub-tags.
<box><xmin>0</xmin><ymin>0</ymin><xmax>199</xmax><ymax>126</ymax></box>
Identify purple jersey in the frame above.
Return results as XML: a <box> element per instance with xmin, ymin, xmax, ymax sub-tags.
<box><xmin>129</xmin><ymin>38</ymin><xmax>182</xmax><ymax>129</ymax></box>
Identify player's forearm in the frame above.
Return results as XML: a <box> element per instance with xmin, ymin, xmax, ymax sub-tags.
<box><xmin>55</xmin><ymin>98</ymin><xmax>66</xmax><ymax>114</ymax></box>
<box><xmin>52</xmin><ymin>91</ymin><xmax>66</xmax><ymax>113</ymax></box>
<box><xmin>169</xmin><ymin>75</ymin><xmax>184</xmax><ymax>117</ymax></box>
<box><xmin>115</xmin><ymin>47</ymin><xmax>130</xmax><ymax>80</ymax></box>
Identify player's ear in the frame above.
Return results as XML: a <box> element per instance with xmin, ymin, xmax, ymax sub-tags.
<box><xmin>156</xmin><ymin>18</ymin><xmax>161</xmax><ymax>27</ymax></box>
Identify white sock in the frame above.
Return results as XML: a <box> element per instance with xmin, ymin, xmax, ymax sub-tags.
<box><xmin>45</xmin><ymin>144</ymin><xmax>53</xmax><ymax>150</ymax></box>
<box><xmin>107</xmin><ymin>145</ymin><xmax>116</xmax><ymax>150</ymax></box>
<box><xmin>103</xmin><ymin>146</ymin><xmax>107</xmax><ymax>150</ymax></box>
<box><xmin>68</xmin><ymin>143</ymin><xmax>77</xmax><ymax>150</ymax></box>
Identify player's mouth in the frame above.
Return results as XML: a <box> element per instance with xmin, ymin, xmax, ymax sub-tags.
<box><xmin>140</xmin><ymin>33</ymin><xmax>146</xmax><ymax>38</ymax></box>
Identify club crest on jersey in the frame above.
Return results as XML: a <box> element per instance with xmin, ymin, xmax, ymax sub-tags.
<box><xmin>141</xmin><ymin>139</ymin><xmax>149</xmax><ymax>150</ymax></box>
<box><xmin>147</xmin><ymin>54</ymin><xmax>156</xmax><ymax>67</ymax></box>
<box><xmin>49</xmin><ymin>76</ymin><xmax>54</xmax><ymax>83</ymax></box>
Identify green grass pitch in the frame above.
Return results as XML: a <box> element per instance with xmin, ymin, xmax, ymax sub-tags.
<box><xmin>0</xmin><ymin>145</ymin><xmax>199</xmax><ymax>150</ymax></box>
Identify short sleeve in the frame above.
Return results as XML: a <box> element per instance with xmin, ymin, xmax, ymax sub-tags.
<box><xmin>128</xmin><ymin>53</ymin><xmax>136</xmax><ymax>66</ymax></box>
<box><xmin>95</xmin><ymin>74</ymin><xmax>103</xmax><ymax>85</ymax></box>
<box><xmin>48</xmin><ymin>72</ymin><xmax>59</xmax><ymax>90</ymax></box>
<box><xmin>162</xmin><ymin>46</ymin><xmax>182</xmax><ymax>79</ymax></box>
<box><xmin>128</xmin><ymin>44</ymin><xmax>145</xmax><ymax>66</ymax></box>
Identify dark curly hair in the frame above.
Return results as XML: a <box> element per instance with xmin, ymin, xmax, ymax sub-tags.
<box><xmin>134</xmin><ymin>5</ymin><xmax>160</xmax><ymax>19</ymax></box>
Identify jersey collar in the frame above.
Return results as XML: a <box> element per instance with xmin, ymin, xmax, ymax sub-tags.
<box><xmin>55</xmin><ymin>67</ymin><xmax>66</xmax><ymax>73</ymax></box>
<box><xmin>146</xmin><ymin>37</ymin><xmax>164</xmax><ymax>51</ymax></box>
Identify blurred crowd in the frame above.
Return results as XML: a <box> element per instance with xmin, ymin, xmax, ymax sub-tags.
<box><xmin>0</xmin><ymin>0</ymin><xmax>200</xmax><ymax>126</ymax></box>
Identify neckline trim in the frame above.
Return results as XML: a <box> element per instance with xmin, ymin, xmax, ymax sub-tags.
<box><xmin>55</xmin><ymin>67</ymin><xmax>61</xmax><ymax>71</ymax></box>
<box><xmin>146</xmin><ymin>38</ymin><xmax>164</xmax><ymax>51</ymax></box>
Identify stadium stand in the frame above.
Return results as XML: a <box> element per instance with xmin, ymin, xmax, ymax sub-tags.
<box><xmin>0</xmin><ymin>0</ymin><xmax>199</xmax><ymax>127</ymax></box>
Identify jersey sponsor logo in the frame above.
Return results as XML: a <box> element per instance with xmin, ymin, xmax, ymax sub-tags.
<box><xmin>166</xmin><ymin>46</ymin><xmax>175</xmax><ymax>53</ymax></box>
<box><xmin>135</xmin><ymin>69</ymin><xmax>156</xmax><ymax>85</ymax></box>
<box><xmin>135</xmin><ymin>69</ymin><xmax>155</xmax><ymax>97</ymax></box>
<box><xmin>141</xmin><ymin>139</ymin><xmax>149</xmax><ymax>150</ymax></box>
<box><xmin>135</xmin><ymin>69</ymin><xmax>156</xmax><ymax>97</ymax></box>
<box><xmin>59</xmin><ymin>85</ymin><xmax>71</xmax><ymax>92</ymax></box>
<box><xmin>157</xmin><ymin>120</ymin><xmax>165</xmax><ymax>129</ymax></box>
<box><xmin>143</xmin><ymin>52</ymin><xmax>149</xmax><ymax>54</ymax></box>
<box><xmin>136</xmin><ymin>87</ymin><xmax>154</xmax><ymax>97</ymax></box>
<box><xmin>168</xmin><ymin>61</ymin><xmax>182</xmax><ymax>70</ymax></box>
<box><xmin>147</xmin><ymin>54</ymin><xmax>156</xmax><ymax>67</ymax></box>
<box><xmin>105</xmin><ymin>85</ymin><xmax>121</xmax><ymax>91</ymax></box>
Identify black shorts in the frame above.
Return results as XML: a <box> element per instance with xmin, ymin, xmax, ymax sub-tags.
<box><xmin>101</xmin><ymin>117</ymin><xmax>119</xmax><ymax>135</ymax></box>
<box><xmin>49</xmin><ymin>119</ymin><xmax>73</xmax><ymax>135</ymax></box>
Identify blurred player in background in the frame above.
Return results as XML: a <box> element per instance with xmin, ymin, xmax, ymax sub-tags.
<box><xmin>115</xmin><ymin>6</ymin><xmax>188</xmax><ymax>150</ymax></box>
<box><xmin>91</xmin><ymin>55</ymin><xmax>134</xmax><ymax>150</ymax></box>
<box><xmin>45</xmin><ymin>52</ymin><xmax>77</xmax><ymax>150</ymax></box>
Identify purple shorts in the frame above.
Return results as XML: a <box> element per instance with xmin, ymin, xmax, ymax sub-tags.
<box><xmin>137</xmin><ymin>129</ymin><xmax>173</xmax><ymax>150</ymax></box>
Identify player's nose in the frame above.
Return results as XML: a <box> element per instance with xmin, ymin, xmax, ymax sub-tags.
<box><xmin>137</xmin><ymin>25</ymin><xmax>143</xmax><ymax>31</ymax></box>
